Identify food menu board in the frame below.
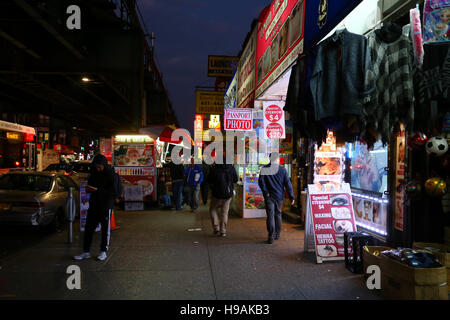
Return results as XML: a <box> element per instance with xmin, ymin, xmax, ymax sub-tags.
<box><xmin>113</xmin><ymin>143</ymin><xmax>155</xmax><ymax>167</ymax></box>
<box><xmin>244</xmin><ymin>176</ymin><xmax>265</xmax><ymax>210</ymax></box>
<box><xmin>307</xmin><ymin>184</ymin><xmax>357</xmax><ymax>263</ymax></box>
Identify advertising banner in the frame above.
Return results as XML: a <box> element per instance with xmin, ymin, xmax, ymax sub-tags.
<box><xmin>224</xmin><ymin>109</ymin><xmax>253</xmax><ymax>131</ymax></box>
<box><xmin>394</xmin><ymin>133</ymin><xmax>406</xmax><ymax>231</ymax></box>
<box><xmin>263</xmin><ymin>101</ymin><xmax>286</xmax><ymax>139</ymax></box>
<box><xmin>224</xmin><ymin>72</ymin><xmax>238</xmax><ymax>109</ymax></box>
<box><xmin>237</xmin><ymin>27</ymin><xmax>257</xmax><ymax>109</ymax></box>
<box><xmin>306</xmin><ymin>183</ymin><xmax>357</xmax><ymax>263</ymax></box>
<box><xmin>121</xmin><ymin>174</ymin><xmax>155</xmax><ymax>202</ymax></box>
<box><xmin>195</xmin><ymin>90</ymin><xmax>225</xmax><ymax>115</ymax></box>
<box><xmin>244</xmin><ymin>176</ymin><xmax>265</xmax><ymax>209</ymax></box>
<box><xmin>80</xmin><ymin>181</ymin><xmax>90</xmax><ymax>232</ymax></box>
<box><xmin>279</xmin><ymin>120</ymin><xmax>293</xmax><ymax>153</ymax></box>
<box><xmin>255</xmin><ymin>0</ymin><xmax>305</xmax><ymax>98</ymax></box>
<box><xmin>208</xmin><ymin>56</ymin><xmax>239</xmax><ymax>78</ymax></box>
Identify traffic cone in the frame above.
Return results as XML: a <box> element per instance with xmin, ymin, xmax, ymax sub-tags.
<box><xmin>110</xmin><ymin>211</ymin><xmax>120</xmax><ymax>230</ymax></box>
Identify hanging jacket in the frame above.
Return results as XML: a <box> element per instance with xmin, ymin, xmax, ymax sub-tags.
<box><xmin>310</xmin><ymin>29</ymin><xmax>376</xmax><ymax>121</ymax></box>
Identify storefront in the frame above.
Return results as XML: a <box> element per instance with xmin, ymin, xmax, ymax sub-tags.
<box><xmin>290</xmin><ymin>0</ymin><xmax>449</xmax><ymax>258</ymax></box>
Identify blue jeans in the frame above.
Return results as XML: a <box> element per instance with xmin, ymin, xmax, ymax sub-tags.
<box><xmin>265</xmin><ymin>197</ymin><xmax>283</xmax><ymax>240</ymax></box>
<box><xmin>172</xmin><ymin>180</ymin><xmax>184</xmax><ymax>210</ymax></box>
<box><xmin>188</xmin><ymin>184</ymin><xmax>200</xmax><ymax>210</ymax></box>
<box><xmin>161</xmin><ymin>194</ymin><xmax>171</xmax><ymax>207</ymax></box>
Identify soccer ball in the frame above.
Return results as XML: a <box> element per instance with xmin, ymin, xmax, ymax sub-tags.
<box><xmin>426</xmin><ymin>136</ymin><xmax>448</xmax><ymax>156</ymax></box>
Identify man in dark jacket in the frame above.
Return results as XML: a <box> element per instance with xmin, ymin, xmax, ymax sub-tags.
<box><xmin>208</xmin><ymin>161</ymin><xmax>238</xmax><ymax>237</ymax></box>
<box><xmin>168</xmin><ymin>160</ymin><xmax>185</xmax><ymax>210</ymax></box>
<box><xmin>74</xmin><ymin>154</ymin><xmax>115</xmax><ymax>261</ymax></box>
<box><xmin>258</xmin><ymin>153</ymin><xmax>295</xmax><ymax>244</ymax></box>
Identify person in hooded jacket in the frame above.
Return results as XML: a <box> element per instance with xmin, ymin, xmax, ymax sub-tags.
<box><xmin>207</xmin><ymin>156</ymin><xmax>238</xmax><ymax>237</ymax></box>
<box><xmin>74</xmin><ymin>154</ymin><xmax>115</xmax><ymax>261</ymax></box>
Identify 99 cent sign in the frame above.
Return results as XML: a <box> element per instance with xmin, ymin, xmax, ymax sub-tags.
<box><xmin>263</xmin><ymin>101</ymin><xmax>285</xmax><ymax>139</ymax></box>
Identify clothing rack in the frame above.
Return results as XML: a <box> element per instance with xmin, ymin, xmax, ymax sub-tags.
<box><xmin>363</xmin><ymin>0</ymin><xmax>422</xmax><ymax>36</ymax></box>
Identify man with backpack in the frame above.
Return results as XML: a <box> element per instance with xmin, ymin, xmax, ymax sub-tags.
<box><xmin>207</xmin><ymin>157</ymin><xmax>238</xmax><ymax>237</ymax></box>
<box><xmin>74</xmin><ymin>154</ymin><xmax>116</xmax><ymax>261</ymax></box>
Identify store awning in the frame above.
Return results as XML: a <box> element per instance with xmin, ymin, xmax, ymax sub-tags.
<box><xmin>0</xmin><ymin>120</ymin><xmax>36</xmax><ymax>135</ymax></box>
<box><xmin>139</xmin><ymin>125</ymin><xmax>194</xmax><ymax>147</ymax></box>
<box><xmin>303</xmin><ymin>0</ymin><xmax>363</xmax><ymax>52</ymax></box>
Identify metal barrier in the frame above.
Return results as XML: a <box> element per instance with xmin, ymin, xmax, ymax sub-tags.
<box><xmin>66</xmin><ymin>188</ymin><xmax>77</xmax><ymax>244</ymax></box>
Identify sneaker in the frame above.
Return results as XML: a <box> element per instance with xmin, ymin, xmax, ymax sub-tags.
<box><xmin>97</xmin><ymin>251</ymin><xmax>107</xmax><ymax>261</ymax></box>
<box><xmin>274</xmin><ymin>234</ymin><xmax>280</xmax><ymax>240</ymax></box>
<box><xmin>267</xmin><ymin>238</ymin><xmax>274</xmax><ymax>244</ymax></box>
<box><xmin>220</xmin><ymin>233</ymin><xmax>226</xmax><ymax>237</ymax></box>
<box><xmin>74</xmin><ymin>252</ymin><xmax>91</xmax><ymax>260</ymax></box>
<box><xmin>213</xmin><ymin>230</ymin><xmax>220</xmax><ymax>236</ymax></box>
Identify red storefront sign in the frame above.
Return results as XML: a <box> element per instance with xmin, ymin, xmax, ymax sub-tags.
<box><xmin>309</xmin><ymin>192</ymin><xmax>357</xmax><ymax>260</ymax></box>
<box><xmin>255</xmin><ymin>0</ymin><xmax>305</xmax><ymax>98</ymax></box>
<box><xmin>224</xmin><ymin>109</ymin><xmax>253</xmax><ymax>131</ymax></box>
<box><xmin>263</xmin><ymin>101</ymin><xmax>285</xmax><ymax>139</ymax></box>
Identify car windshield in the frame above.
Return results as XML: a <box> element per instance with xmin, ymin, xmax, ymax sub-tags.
<box><xmin>71</xmin><ymin>163</ymin><xmax>91</xmax><ymax>173</ymax></box>
<box><xmin>44</xmin><ymin>164</ymin><xmax>69</xmax><ymax>171</ymax></box>
<box><xmin>0</xmin><ymin>174</ymin><xmax>53</xmax><ymax>192</ymax></box>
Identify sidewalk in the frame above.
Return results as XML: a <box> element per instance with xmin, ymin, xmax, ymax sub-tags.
<box><xmin>0</xmin><ymin>204</ymin><xmax>382</xmax><ymax>300</ymax></box>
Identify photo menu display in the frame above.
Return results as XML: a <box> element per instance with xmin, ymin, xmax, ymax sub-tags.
<box><xmin>309</xmin><ymin>192</ymin><xmax>357</xmax><ymax>258</ymax></box>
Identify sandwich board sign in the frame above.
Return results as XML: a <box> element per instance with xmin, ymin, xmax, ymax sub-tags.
<box><xmin>304</xmin><ymin>183</ymin><xmax>357</xmax><ymax>264</ymax></box>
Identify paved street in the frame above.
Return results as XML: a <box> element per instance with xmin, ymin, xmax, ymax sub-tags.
<box><xmin>0</xmin><ymin>204</ymin><xmax>382</xmax><ymax>300</ymax></box>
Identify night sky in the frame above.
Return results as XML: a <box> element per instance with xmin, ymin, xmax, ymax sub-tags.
<box><xmin>138</xmin><ymin>0</ymin><xmax>272</xmax><ymax>135</ymax></box>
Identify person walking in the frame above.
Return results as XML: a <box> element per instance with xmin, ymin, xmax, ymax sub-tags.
<box><xmin>208</xmin><ymin>162</ymin><xmax>238</xmax><ymax>237</ymax></box>
<box><xmin>258</xmin><ymin>153</ymin><xmax>295</xmax><ymax>244</ymax></box>
<box><xmin>184</xmin><ymin>157</ymin><xmax>204</xmax><ymax>212</ymax></box>
<box><xmin>74</xmin><ymin>154</ymin><xmax>115</xmax><ymax>261</ymax></box>
<box><xmin>168</xmin><ymin>159</ymin><xmax>185</xmax><ymax>210</ymax></box>
<box><xmin>200</xmin><ymin>163</ymin><xmax>210</xmax><ymax>205</ymax></box>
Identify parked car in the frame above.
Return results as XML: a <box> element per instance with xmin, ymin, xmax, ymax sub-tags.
<box><xmin>0</xmin><ymin>172</ymin><xmax>79</xmax><ymax>231</ymax></box>
<box><xmin>69</xmin><ymin>161</ymin><xmax>91</xmax><ymax>186</ymax></box>
<box><xmin>44</xmin><ymin>163</ymin><xmax>72</xmax><ymax>175</ymax></box>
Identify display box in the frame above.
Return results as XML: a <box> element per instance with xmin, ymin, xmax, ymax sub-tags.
<box><xmin>363</xmin><ymin>246</ymin><xmax>448</xmax><ymax>300</ymax></box>
<box><xmin>413</xmin><ymin>242</ymin><xmax>450</xmax><ymax>292</ymax></box>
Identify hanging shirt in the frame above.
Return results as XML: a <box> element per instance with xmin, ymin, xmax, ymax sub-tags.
<box><xmin>361</xmin><ymin>30</ymin><xmax>415</xmax><ymax>145</ymax></box>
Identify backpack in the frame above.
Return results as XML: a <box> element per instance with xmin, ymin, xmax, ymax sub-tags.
<box><xmin>113</xmin><ymin>171</ymin><xmax>123</xmax><ymax>199</ymax></box>
<box><xmin>213</xmin><ymin>166</ymin><xmax>233</xmax><ymax>198</ymax></box>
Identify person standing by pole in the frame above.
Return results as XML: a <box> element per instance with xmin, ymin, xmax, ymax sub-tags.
<box><xmin>258</xmin><ymin>153</ymin><xmax>295</xmax><ymax>244</ymax></box>
<box><xmin>184</xmin><ymin>157</ymin><xmax>204</xmax><ymax>212</ymax></box>
<box><xmin>74</xmin><ymin>154</ymin><xmax>115</xmax><ymax>261</ymax></box>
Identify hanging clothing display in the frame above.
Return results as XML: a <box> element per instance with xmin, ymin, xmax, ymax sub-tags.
<box><xmin>410</xmin><ymin>7</ymin><xmax>425</xmax><ymax>66</ymax></box>
<box><xmin>310</xmin><ymin>29</ymin><xmax>376</xmax><ymax>121</ymax></box>
<box><xmin>360</xmin><ymin>23</ymin><xmax>415</xmax><ymax>147</ymax></box>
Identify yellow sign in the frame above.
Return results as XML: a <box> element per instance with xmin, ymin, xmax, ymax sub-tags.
<box><xmin>195</xmin><ymin>90</ymin><xmax>225</xmax><ymax>115</ymax></box>
<box><xmin>208</xmin><ymin>56</ymin><xmax>239</xmax><ymax>77</ymax></box>
<box><xmin>209</xmin><ymin>115</ymin><xmax>221</xmax><ymax>129</ymax></box>
<box><xmin>6</xmin><ymin>132</ymin><xmax>22</xmax><ymax>141</ymax></box>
